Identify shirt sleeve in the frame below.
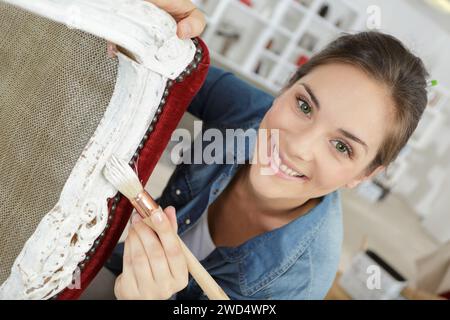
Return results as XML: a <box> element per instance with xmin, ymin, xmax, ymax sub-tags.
<box><xmin>187</xmin><ymin>66</ymin><xmax>274</xmax><ymax>128</ymax></box>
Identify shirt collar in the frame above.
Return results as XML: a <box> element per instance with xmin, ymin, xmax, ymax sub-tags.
<box><xmin>216</xmin><ymin>189</ymin><xmax>341</xmax><ymax>260</ymax></box>
<box><xmin>216</xmin><ymin>189</ymin><xmax>342</xmax><ymax>295</ymax></box>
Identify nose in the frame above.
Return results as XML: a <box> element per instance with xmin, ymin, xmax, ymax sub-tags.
<box><xmin>288</xmin><ymin>129</ymin><xmax>318</xmax><ymax>163</ymax></box>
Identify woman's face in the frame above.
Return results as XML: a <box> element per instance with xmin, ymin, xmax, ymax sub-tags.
<box><xmin>250</xmin><ymin>63</ymin><xmax>394</xmax><ymax>202</ymax></box>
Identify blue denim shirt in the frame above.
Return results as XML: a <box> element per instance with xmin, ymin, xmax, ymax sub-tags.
<box><xmin>108</xmin><ymin>66</ymin><xmax>343</xmax><ymax>300</ymax></box>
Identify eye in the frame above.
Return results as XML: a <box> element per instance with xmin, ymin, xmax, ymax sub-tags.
<box><xmin>331</xmin><ymin>140</ymin><xmax>353</xmax><ymax>158</ymax></box>
<box><xmin>297</xmin><ymin>98</ymin><xmax>312</xmax><ymax>117</ymax></box>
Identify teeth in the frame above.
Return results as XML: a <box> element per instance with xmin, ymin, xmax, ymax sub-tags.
<box><xmin>272</xmin><ymin>145</ymin><xmax>305</xmax><ymax>178</ymax></box>
<box><xmin>279</xmin><ymin>157</ymin><xmax>302</xmax><ymax>176</ymax></box>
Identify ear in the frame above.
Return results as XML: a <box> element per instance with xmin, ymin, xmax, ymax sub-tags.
<box><xmin>344</xmin><ymin>165</ymin><xmax>386</xmax><ymax>189</ymax></box>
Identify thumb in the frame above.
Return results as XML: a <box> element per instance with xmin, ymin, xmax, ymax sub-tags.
<box><xmin>176</xmin><ymin>8</ymin><xmax>205</xmax><ymax>39</ymax></box>
<box><xmin>163</xmin><ymin>206</ymin><xmax>178</xmax><ymax>233</ymax></box>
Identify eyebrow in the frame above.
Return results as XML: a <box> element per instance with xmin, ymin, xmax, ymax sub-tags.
<box><xmin>338</xmin><ymin>129</ymin><xmax>368</xmax><ymax>154</ymax></box>
<box><xmin>300</xmin><ymin>83</ymin><xmax>321</xmax><ymax>111</ymax></box>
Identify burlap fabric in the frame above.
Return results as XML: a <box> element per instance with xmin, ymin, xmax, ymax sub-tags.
<box><xmin>0</xmin><ymin>2</ymin><xmax>118</xmax><ymax>284</ymax></box>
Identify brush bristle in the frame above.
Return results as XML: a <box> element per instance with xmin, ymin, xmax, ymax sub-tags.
<box><xmin>102</xmin><ymin>155</ymin><xmax>144</xmax><ymax>199</ymax></box>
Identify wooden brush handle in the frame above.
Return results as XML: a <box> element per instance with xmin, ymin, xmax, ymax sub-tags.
<box><xmin>143</xmin><ymin>217</ymin><xmax>230</xmax><ymax>300</ymax></box>
<box><xmin>178</xmin><ymin>238</ymin><xmax>230</xmax><ymax>300</ymax></box>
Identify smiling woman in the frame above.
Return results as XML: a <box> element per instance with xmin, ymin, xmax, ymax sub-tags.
<box><xmin>107</xmin><ymin>31</ymin><xmax>430</xmax><ymax>300</ymax></box>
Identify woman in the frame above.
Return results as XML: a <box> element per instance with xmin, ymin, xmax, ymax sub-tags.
<box><xmin>106</xmin><ymin>0</ymin><xmax>429</xmax><ymax>300</ymax></box>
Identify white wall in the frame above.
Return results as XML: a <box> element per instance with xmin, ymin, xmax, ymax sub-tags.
<box><xmin>349</xmin><ymin>0</ymin><xmax>450</xmax><ymax>88</ymax></box>
<box><xmin>345</xmin><ymin>0</ymin><xmax>450</xmax><ymax>243</ymax></box>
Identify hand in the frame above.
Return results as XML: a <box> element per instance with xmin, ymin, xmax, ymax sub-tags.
<box><xmin>114</xmin><ymin>206</ymin><xmax>189</xmax><ymax>300</ymax></box>
<box><xmin>107</xmin><ymin>0</ymin><xmax>206</xmax><ymax>57</ymax></box>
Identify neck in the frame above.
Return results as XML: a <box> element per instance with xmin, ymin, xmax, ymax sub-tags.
<box><xmin>231</xmin><ymin>165</ymin><xmax>314</xmax><ymax>221</ymax></box>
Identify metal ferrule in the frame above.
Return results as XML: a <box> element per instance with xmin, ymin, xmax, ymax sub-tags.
<box><xmin>130</xmin><ymin>191</ymin><xmax>161</xmax><ymax>219</ymax></box>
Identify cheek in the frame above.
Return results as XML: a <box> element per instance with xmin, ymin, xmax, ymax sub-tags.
<box><xmin>313</xmin><ymin>161</ymin><xmax>360</xmax><ymax>190</ymax></box>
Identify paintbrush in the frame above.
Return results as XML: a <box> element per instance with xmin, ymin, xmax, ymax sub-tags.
<box><xmin>102</xmin><ymin>155</ymin><xmax>230</xmax><ymax>300</ymax></box>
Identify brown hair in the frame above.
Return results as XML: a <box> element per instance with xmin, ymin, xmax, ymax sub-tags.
<box><xmin>287</xmin><ymin>31</ymin><xmax>429</xmax><ymax>175</ymax></box>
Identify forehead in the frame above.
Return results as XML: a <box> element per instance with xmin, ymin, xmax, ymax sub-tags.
<box><xmin>296</xmin><ymin>63</ymin><xmax>394</xmax><ymax>154</ymax></box>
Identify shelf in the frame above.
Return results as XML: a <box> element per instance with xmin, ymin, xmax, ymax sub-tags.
<box><xmin>261</xmin><ymin>49</ymin><xmax>279</xmax><ymax>61</ymax></box>
<box><xmin>293</xmin><ymin>0</ymin><xmax>315</xmax><ymax>9</ymax></box>
<box><xmin>289</xmin><ymin>46</ymin><xmax>313</xmax><ymax>66</ymax></box>
<box><xmin>279</xmin><ymin>2</ymin><xmax>307</xmax><ymax>32</ymax></box>
<box><xmin>197</xmin><ymin>0</ymin><xmax>365</xmax><ymax>96</ymax></box>
<box><xmin>231</xmin><ymin>0</ymin><xmax>276</xmax><ymax>22</ymax></box>
<box><xmin>211</xmin><ymin>51</ymin><xmax>279</xmax><ymax>95</ymax></box>
<box><xmin>290</xmin><ymin>0</ymin><xmax>310</xmax><ymax>16</ymax></box>
<box><xmin>253</xmin><ymin>53</ymin><xmax>277</xmax><ymax>79</ymax></box>
<box><xmin>276</xmin><ymin>25</ymin><xmax>294</xmax><ymax>38</ymax></box>
<box><xmin>298</xmin><ymin>18</ymin><xmax>340</xmax><ymax>53</ymax></box>
<box><xmin>314</xmin><ymin>0</ymin><xmax>358</xmax><ymax>31</ymax></box>
<box><xmin>312</xmin><ymin>15</ymin><xmax>342</xmax><ymax>34</ymax></box>
<box><xmin>210</xmin><ymin>50</ymin><xmax>242</xmax><ymax>73</ymax></box>
<box><xmin>272</xmin><ymin>63</ymin><xmax>298</xmax><ymax>89</ymax></box>
<box><xmin>263</xmin><ymin>30</ymin><xmax>290</xmax><ymax>56</ymax></box>
<box><xmin>208</xmin><ymin>3</ymin><xmax>268</xmax><ymax>66</ymax></box>
<box><xmin>193</xmin><ymin>0</ymin><xmax>222</xmax><ymax>16</ymax></box>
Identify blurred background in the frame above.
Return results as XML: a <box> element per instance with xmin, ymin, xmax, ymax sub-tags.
<box><xmin>143</xmin><ymin>0</ymin><xmax>450</xmax><ymax>299</ymax></box>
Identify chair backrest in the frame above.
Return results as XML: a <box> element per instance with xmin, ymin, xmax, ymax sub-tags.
<box><xmin>0</xmin><ymin>0</ymin><xmax>210</xmax><ymax>299</ymax></box>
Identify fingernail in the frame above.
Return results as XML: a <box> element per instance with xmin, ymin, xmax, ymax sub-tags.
<box><xmin>131</xmin><ymin>213</ymin><xmax>141</xmax><ymax>225</ymax></box>
<box><xmin>151</xmin><ymin>210</ymin><xmax>163</xmax><ymax>224</ymax></box>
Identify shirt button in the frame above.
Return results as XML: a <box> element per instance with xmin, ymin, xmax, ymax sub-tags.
<box><xmin>185</xmin><ymin>218</ymin><xmax>191</xmax><ymax>225</ymax></box>
<box><xmin>175</xmin><ymin>189</ymin><xmax>181</xmax><ymax>196</ymax></box>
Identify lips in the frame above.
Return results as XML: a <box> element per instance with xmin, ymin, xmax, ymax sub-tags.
<box><xmin>269</xmin><ymin>144</ymin><xmax>310</xmax><ymax>182</ymax></box>
<box><xmin>273</xmin><ymin>145</ymin><xmax>304</xmax><ymax>177</ymax></box>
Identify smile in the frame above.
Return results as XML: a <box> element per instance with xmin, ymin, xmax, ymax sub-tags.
<box><xmin>269</xmin><ymin>144</ymin><xmax>310</xmax><ymax>182</ymax></box>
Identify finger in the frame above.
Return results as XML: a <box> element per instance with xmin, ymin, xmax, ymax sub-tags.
<box><xmin>146</xmin><ymin>209</ymin><xmax>188</xmax><ymax>282</ymax></box>
<box><xmin>177</xmin><ymin>8</ymin><xmax>206</xmax><ymax>39</ymax></box>
<box><xmin>115</xmin><ymin>237</ymin><xmax>139</xmax><ymax>299</ymax></box>
<box><xmin>114</xmin><ymin>274</ymin><xmax>125</xmax><ymax>299</ymax></box>
<box><xmin>133</xmin><ymin>217</ymin><xmax>174</xmax><ymax>288</ymax></box>
<box><xmin>115</xmin><ymin>274</ymin><xmax>138</xmax><ymax>300</ymax></box>
<box><xmin>147</xmin><ymin>0</ymin><xmax>196</xmax><ymax>20</ymax></box>
<box><xmin>122</xmin><ymin>235</ymin><xmax>134</xmax><ymax>277</ymax></box>
<box><xmin>128</xmin><ymin>226</ymin><xmax>157</xmax><ymax>296</ymax></box>
<box><xmin>164</xmin><ymin>206</ymin><xmax>178</xmax><ymax>233</ymax></box>
<box><xmin>145</xmin><ymin>0</ymin><xmax>205</xmax><ymax>39</ymax></box>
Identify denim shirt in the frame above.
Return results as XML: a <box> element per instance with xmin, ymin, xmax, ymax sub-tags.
<box><xmin>108</xmin><ymin>66</ymin><xmax>343</xmax><ymax>300</ymax></box>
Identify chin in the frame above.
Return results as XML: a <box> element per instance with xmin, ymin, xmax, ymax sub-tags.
<box><xmin>248</xmin><ymin>163</ymin><xmax>293</xmax><ymax>200</ymax></box>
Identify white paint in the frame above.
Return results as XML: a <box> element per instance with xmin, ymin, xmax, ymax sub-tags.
<box><xmin>0</xmin><ymin>0</ymin><xmax>195</xmax><ymax>299</ymax></box>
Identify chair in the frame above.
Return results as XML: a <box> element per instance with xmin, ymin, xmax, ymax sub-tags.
<box><xmin>0</xmin><ymin>0</ymin><xmax>210</xmax><ymax>299</ymax></box>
